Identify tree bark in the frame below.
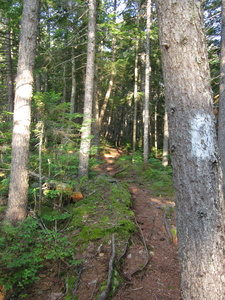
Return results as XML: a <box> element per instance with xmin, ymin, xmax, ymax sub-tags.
<box><xmin>218</xmin><ymin>0</ymin><xmax>225</xmax><ymax>176</ymax></box>
<box><xmin>143</xmin><ymin>0</ymin><xmax>152</xmax><ymax>169</ymax></box>
<box><xmin>78</xmin><ymin>0</ymin><xmax>96</xmax><ymax>177</ymax></box>
<box><xmin>5</xmin><ymin>0</ymin><xmax>40</xmax><ymax>224</ymax></box>
<box><xmin>157</xmin><ymin>1</ymin><xmax>225</xmax><ymax>299</ymax></box>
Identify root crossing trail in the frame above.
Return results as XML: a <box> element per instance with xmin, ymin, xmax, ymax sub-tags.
<box><xmin>100</xmin><ymin>148</ymin><xmax>181</xmax><ymax>300</ymax></box>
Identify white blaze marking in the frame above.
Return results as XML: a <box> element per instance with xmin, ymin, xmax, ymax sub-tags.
<box><xmin>190</xmin><ymin>113</ymin><xmax>214</xmax><ymax>160</ymax></box>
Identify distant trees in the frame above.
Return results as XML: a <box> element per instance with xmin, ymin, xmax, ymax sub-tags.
<box><xmin>157</xmin><ymin>0</ymin><xmax>225</xmax><ymax>298</ymax></box>
<box><xmin>5</xmin><ymin>0</ymin><xmax>40</xmax><ymax>223</ymax></box>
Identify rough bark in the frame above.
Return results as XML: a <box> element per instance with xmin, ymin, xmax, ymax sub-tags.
<box><xmin>6</xmin><ymin>0</ymin><xmax>39</xmax><ymax>223</ymax></box>
<box><xmin>78</xmin><ymin>0</ymin><xmax>96</xmax><ymax>177</ymax></box>
<box><xmin>143</xmin><ymin>0</ymin><xmax>152</xmax><ymax>169</ymax></box>
<box><xmin>157</xmin><ymin>0</ymin><xmax>225</xmax><ymax>298</ymax></box>
<box><xmin>218</xmin><ymin>0</ymin><xmax>225</xmax><ymax>177</ymax></box>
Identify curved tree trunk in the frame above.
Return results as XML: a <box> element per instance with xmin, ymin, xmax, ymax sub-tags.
<box><xmin>157</xmin><ymin>0</ymin><xmax>225</xmax><ymax>299</ymax></box>
<box><xmin>6</xmin><ymin>0</ymin><xmax>39</xmax><ymax>224</ymax></box>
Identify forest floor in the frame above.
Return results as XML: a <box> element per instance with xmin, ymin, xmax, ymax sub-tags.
<box><xmin>94</xmin><ymin>147</ymin><xmax>181</xmax><ymax>300</ymax></box>
<box><xmin>0</xmin><ymin>147</ymin><xmax>181</xmax><ymax>300</ymax></box>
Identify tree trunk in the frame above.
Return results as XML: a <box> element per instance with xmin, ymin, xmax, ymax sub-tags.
<box><xmin>157</xmin><ymin>0</ymin><xmax>225</xmax><ymax>299</ymax></box>
<box><xmin>154</xmin><ymin>101</ymin><xmax>158</xmax><ymax>155</ymax></box>
<box><xmin>70</xmin><ymin>46</ymin><xmax>76</xmax><ymax>115</ymax></box>
<box><xmin>143</xmin><ymin>0</ymin><xmax>152</xmax><ymax>169</ymax></box>
<box><xmin>99</xmin><ymin>0</ymin><xmax>117</xmax><ymax>128</ymax></box>
<box><xmin>218</xmin><ymin>0</ymin><xmax>225</xmax><ymax>176</ymax></box>
<box><xmin>162</xmin><ymin>108</ymin><xmax>169</xmax><ymax>167</ymax></box>
<box><xmin>5</xmin><ymin>0</ymin><xmax>39</xmax><ymax>224</ymax></box>
<box><xmin>78</xmin><ymin>0</ymin><xmax>96</xmax><ymax>177</ymax></box>
<box><xmin>5</xmin><ymin>19</ymin><xmax>14</xmax><ymax>115</ymax></box>
<box><xmin>132</xmin><ymin>1</ymin><xmax>140</xmax><ymax>158</ymax></box>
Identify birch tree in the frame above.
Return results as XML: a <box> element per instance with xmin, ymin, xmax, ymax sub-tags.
<box><xmin>143</xmin><ymin>0</ymin><xmax>152</xmax><ymax>169</ymax></box>
<box><xmin>5</xmin><ymin>0</ymin><xmax>39</xmax><ymax>223</ymax></box>
<box><xmin>78</xmin><ymin>0</ymin><xmax>96</xmax><ymax>177</ymax></box>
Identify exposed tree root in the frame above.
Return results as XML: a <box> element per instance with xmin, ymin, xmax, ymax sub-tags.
<box><xmin>98</xmin><ymin>234</ymin><xmax>116</xmax><ymax>300</ymax></box>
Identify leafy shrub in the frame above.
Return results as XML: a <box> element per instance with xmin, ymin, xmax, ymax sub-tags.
<box><xmin>0</xmin><ymin>214</ymin><xmax>77</xmax><ymax>295</ymax></box>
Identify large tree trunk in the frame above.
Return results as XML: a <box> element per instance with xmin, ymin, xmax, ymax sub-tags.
<box><xmin>157</xmin><ymin>0</ymin><xmax>225</xmax><ymax>299</ymax></box>
<box><xmin>218</xmin><ymin>0</ymin><xmax>225</xmax><ymax>176</ymax></box>
<box><xmin>143</xmin><ymin>0</ymin><xmax>152</xmax><ymax>169</ymax></box>
<box><xmin>5</xmin><ymin>0</ymin><xmax>39</xmax><ymax>224</ymax></box>
<box><xmin>78</xmin><ymin>0</ymin><xmax>96</xmax><ymax>177</ymax></box>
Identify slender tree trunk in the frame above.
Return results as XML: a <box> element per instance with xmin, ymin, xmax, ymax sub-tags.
<box><xmin>78</xmin><ymin>0</ymin><xmax>96</xmax><ymax>177</ymax></box>
<box><xmin>92</xmin><ymin>65</ymin><xmax>101</xmax><ymax>159</ymax></box>
<box><xmin>5</xmin><ymin>0</ymin><xmax>39</xmax><ymax>224</ymax></box>
<box><xmin>162</xmin><ymin>108</ymin><xmax>169</xmax><ymax>167</ymax></box>
<box><xmin>157</xmin><ymin>0</ymin><xmax>225</xmax><ymax>299</ymax></box>
<box><xmin>132</xmin><ymin>0</ymin><xmax>140</xmax><ymax>158</ymax></box>
<box><xmin>154</xmin><ymin>101</ymin><xmax>158</xmax><ymax>155</ymax></box>
<box><xmin>5</xmin><ymin>19</ymin><xmax>14</xmax><ymax>115</ymax></box>
<box><xmin>218</xmin><ymin>0</ymin><xmax>225</xmax><ymax>176</ymax></box>
<box><xmin>99</xmin><ymin>0</ymin><xmax>117</xmax><ymax>128</ymax></box>
<box><xmin>62</xmin><ymin>63</ymin><xmax>67</xmax><ymax>103</ymax></box>
<box><xmin>70</xmin><ymin>47</ymin><xmax>76</xmax><ymax>115</ymax></box>
<box><xmin>132</xmin><ymin>39</ymin><xmax>139</xmax><ymax>157</ymax></box>
<box><xmin>143</xmin><ymin>0</ymin><xmax>152</xmax><ymax>169</ymax></box>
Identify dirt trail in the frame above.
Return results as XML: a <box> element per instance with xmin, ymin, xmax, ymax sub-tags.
<box><xmin>101</xmin><ymin>147</ymin><xmax>181</xmax><ymax>300</ymax></box>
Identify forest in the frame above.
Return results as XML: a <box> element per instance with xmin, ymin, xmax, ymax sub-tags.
<box><xmin>0</xmin><ymin>0</ymin><xmax>224</xmax><ymax>299</ymax></box>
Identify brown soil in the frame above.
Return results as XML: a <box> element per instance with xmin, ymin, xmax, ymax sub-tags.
<box><xmin>98</xmin><ymin>148</ymin><xmax>181</xmax><ymax>300</ymax></box>
<box><xmin>1</xmin><ymin>147</ymin><xmax>181</xmax><ymax>300</ymax></box>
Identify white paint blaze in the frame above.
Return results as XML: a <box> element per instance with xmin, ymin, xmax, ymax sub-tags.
<box><xmin>190</xmin><ymin>113</ymin><xmax>215</xmax><ymax>160</ymax></box>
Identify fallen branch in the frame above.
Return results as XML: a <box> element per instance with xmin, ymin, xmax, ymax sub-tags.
<box><xmin>29</xmin><ymin>170</ymin><xmax>49</xmax><ymax>181</ymax></box>
<box><xmin>98</xmin><ymin>234</ymin><xmax>116</xmax><ymax>300</ymax></box>
<box><xmin>117</xmin><ymin>238</ymin><xmax>130</xmax><ymax>263</ymax></box>
<box><xmin>112</xmin><ymin>166</ymin><xmax>130</xmax><ymax>177</ymax></box>
<box><xmin>130</xmin><ymin>216</ymin><xmax>150</xmax><ymax>277</ymax></box>
<box><xmin>163</xmin><ymin>208</ymin><xmax>173</xmax><ymax>242</ymax></box>
<box><xmin>71</xmin><ymin>264</ymin><xmax>83</xmax><ymax>300</ymax></box>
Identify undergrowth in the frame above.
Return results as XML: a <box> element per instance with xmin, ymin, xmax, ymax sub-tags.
<box><xmin>116</xmin><ymin>151</ymin><xmax>174</xmax><ymax>197</ymax></box>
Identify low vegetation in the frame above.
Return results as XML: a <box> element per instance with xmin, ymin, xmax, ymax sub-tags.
<box><xmin>0</xmin><ymin>143</ymin><xmax>174</xmax><ymax>299</ymax></box>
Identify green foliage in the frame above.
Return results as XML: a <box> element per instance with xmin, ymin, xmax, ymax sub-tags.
<box><xmin>70</xmin><ymin>176</ymin><xmax>135</xmax><ymax>247</ymax></box>
<box><xmin>0</xmin><ymin>215</ymin><xmax>79</xmax><ymax>294</ymax></box>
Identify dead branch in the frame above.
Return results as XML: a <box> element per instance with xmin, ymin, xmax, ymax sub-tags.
<box><xmin>163</xmin><ymin>208</ymin><xmax>173</xmax><ymax>242</ymax></box>
<box><xmin>29</xmin><ymin>170</ymin><xmax>49</xmax><ymax>181</ymax></box>
<box><xmin>117</xmin><ymin>238</ymin><xmax>130</xmax><ymax>263</ymax></box>
<box><xmin>98</xmin><ymin>234</ymin><xmax>116</xmax><ymax>300</ymax></box>
<box><xmin>112</xmin><ymin>166</ymin><xmax>130</xmax><ymax>177</ymax></box>
<box><xmin>130</xmin><ymin>216</ymin><xmax>150</xmax><ymax>277</ymax></box>
<box><xmin>71</xmin><ymin>264</ymin><xmax>83</xmax><ymax>300</ymax></box>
